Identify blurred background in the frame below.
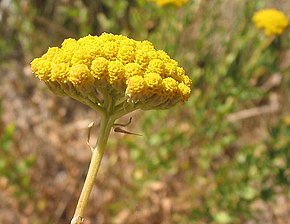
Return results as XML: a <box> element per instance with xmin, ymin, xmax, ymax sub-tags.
<box><xmin>0</xmin><ymin>0</ymin><xmax>289</xmax><ymax>223</ymax></box>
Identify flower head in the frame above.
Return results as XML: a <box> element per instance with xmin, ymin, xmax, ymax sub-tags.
<box><xmin>149</xmin><ymin>0</ymin><xmax>188</xmax><ymax>8</ymax></box>
<box><xmin>283</xmin><ymin>115</ymin><xmax>290</xmax><ymax>126</ymax></box>
<box><xmin>31</xmin><ymin>33</ymin><xmax>191</xmax><ymax>116</ymax></box>
<box><xmin>252</xmin><ymin>8</ymin><xmax>289</xmax><ymax>36</ymax></box>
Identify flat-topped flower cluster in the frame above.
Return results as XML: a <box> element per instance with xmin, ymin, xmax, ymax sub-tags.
<box><xmin>31</xmin><ymin>33</ymin><xmax>191</xmax><ymax>111</ymax></box>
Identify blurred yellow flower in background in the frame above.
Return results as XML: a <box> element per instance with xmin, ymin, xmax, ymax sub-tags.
<box><xmin>283</xmin><ymin>115</ymin><xmax>290</xmax><ymax>126</ymax></box>
<box><xmin>150</xmin><ymin>0</ymin><xmax>188</xmax><ymax>8</ymax></box>
<box><xmin>252</xmin><ymin>8</ymin><xmax>289</xmax><ymax>36</ymax></box>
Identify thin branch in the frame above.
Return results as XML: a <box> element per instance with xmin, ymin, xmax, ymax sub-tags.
<box><xmin>226</xmin><ymin>94</ymin><xmax>280</xmax><ymax>122</ymax></box>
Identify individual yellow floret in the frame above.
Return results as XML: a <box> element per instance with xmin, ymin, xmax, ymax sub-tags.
<box><xmin>252</xmin><ymin>8</ymin><xmax>289</xmax><ymax>36</ymax></box>
<box><xmin>118</xmin><ymin>38</ymin><xmax>137</xmax><ymax>49</ymax></box>
<box><xmin>125</xmin><ymin>63</ymin><xmax>143</xmax><ymax>78</ymax></box>
<box><xmin>77</xmin><ymin>36</ymin><xmax>103</xmax><ymax>58</ymax></box>
<box><xmin>77</xmin><ymin>35</ymin><xmax>98</xmax><ymax>46</ymax></box>
<box><xmin>156</xmin><ymin>50</ymin><xmax>171</xmax><ymax>62</ymax></box>
<box><xmin>181</xmin><ymin>74</ymin><xmax>192</xmax><ymax>88</ymax></box>
<box><xmin>52</xmin><ymin>50</ymin><xmax>73</xmax><ymax>64</ymax></box>
<box><xmin>61</xmin><ymin>38</ymin><xmax>79</xmax><ymax>57</ymax></box>
<box><xmin>101</xmin><ymin>41</ymin><xmax>118</xmax><ymax>60</ymax></box>
<box><xmin>42</xmin><ymin>47</ymin><xmax>60</xmax><ymax>61</ymax></box>
<box><xmin>126</xmin><ymin>76</ymin><xmax>148</xmax><ymax>102</ymax></box>
<box><xmin>162</xmin><ymin>77</ymin><xmax>179</xmax><ymax>98</ymax></box>
<box><xmin>50</xmin><ymin>63</ymin><xmax>70</xmax><ymax>82</ymax></box>
<box><xmin>135</xmin><ymin>40</ymin><xmax>158</xmax><ymax>70</ymax></box>
<box><xmin>178</xmin><ymin>83</ymin><xmax>191</xmax><ymax>101</ymax></box>
<box><xmin>164</xmin><ymin>60</ymin><xmax>178</xmax><ymax>79</ymax></box>
<box><xmin>61</xmin><ymin>38</ymin><xmax>78</xmax><ymax>49</ymax></box>
<box><xmin>135</xmin><ymin>51</ymin><xmax>150</xmax><ymax>70</ymax></box>
<box><xmin>118</xmin><ymin>45</ymin><xmax>136</xmax><ymax>64</ymax></box>
<box><xmin>135</xmin><ymin>49</ymin><xmax>157</xmax><ymax>71</ymax></box>
<box><xmin>146</xmin><ymin>59</ymin><xmax>165</xmax><ymax>75</ymax></box>
<box><xmin>136</xmin><ymin>40</ymin><xmax>155</xmax><ymax>51</ymax></box>
<box><xmin>71</xmin><ymin>48</ymin><xmax>94</xmax><ymax>66</ymax></box>
<box><xmin>91</xmin><ymin>57</ymin><xmax>109</xmax><ymax>80</ymax></box>
<box><xmin>99</xmin><ymin>32</ymin><xmax>117</xmax><ymax>42</ymax></box>
<box><xmin>176</xmin><ymin>66</ymin><xmax>185</xmax><ymax>77</ymax></box>
<box><xmin>144</xmin><ymin>72</ymin><xmax>162</xmax><ymax>92</ymax></box>
<box><xmin>30</xmin><ymin>58</ymin><xmax>51</xmax><ymax>81</ymax></box>
<box><xmin>108</xmin><ymin>60</ymin><xmax>125</xmax><ymax>86</ymax></box>
<box><xmin>69</xmin><ymin>64</ymin><xmax>94</xmax><ymax>86</ymax></box>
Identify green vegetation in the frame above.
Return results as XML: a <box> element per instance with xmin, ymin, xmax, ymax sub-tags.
<box><xmin>0</xmin><ymin>103</ymin><xmax>35</xmax><ymax>201</ymax></box>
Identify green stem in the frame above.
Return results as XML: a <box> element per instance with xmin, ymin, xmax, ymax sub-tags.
<box><xmin>111</xmin><ymin>103</ymin><xmax>140</xmax><ymax>121</ymax></box>
<box><xmin>70</xmin><ymin>114</ymin><xmax>114</xmax><ymax>224</ymax></box>
<box><xmin>72</xmin><ymin>94</ymin><xmax>106</xmax><ymax>115</ymax></box>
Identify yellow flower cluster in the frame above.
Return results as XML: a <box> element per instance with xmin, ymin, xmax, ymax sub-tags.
<box><xmin>283</xmin><ymin>115</ymin><xmax>290</xmax><ymax>126</ymax></box>
<box><xmin>252</xmin><ymin>8</ymin><xmax>289</xmax><ymax>36</ymax></box>
<box><xmin>150</xmin><ymin>0</ymin><xmax>188</xmax><ymax>8</ymax></box>
<box><xmin>31</xmin><ymin>33</ymin><xmax>191</xmax><ymax>111</ymax></box>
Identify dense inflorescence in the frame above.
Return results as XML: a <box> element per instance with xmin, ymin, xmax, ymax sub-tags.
<box><xmin>252</xmin><ymin>8</ymin><xmax>289</xmax><ymax>36</ymax></box>
<box><xmin>31</xmin><ymin>33</ymin><xmax>191</xmax><ymax>111</ymax></box>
